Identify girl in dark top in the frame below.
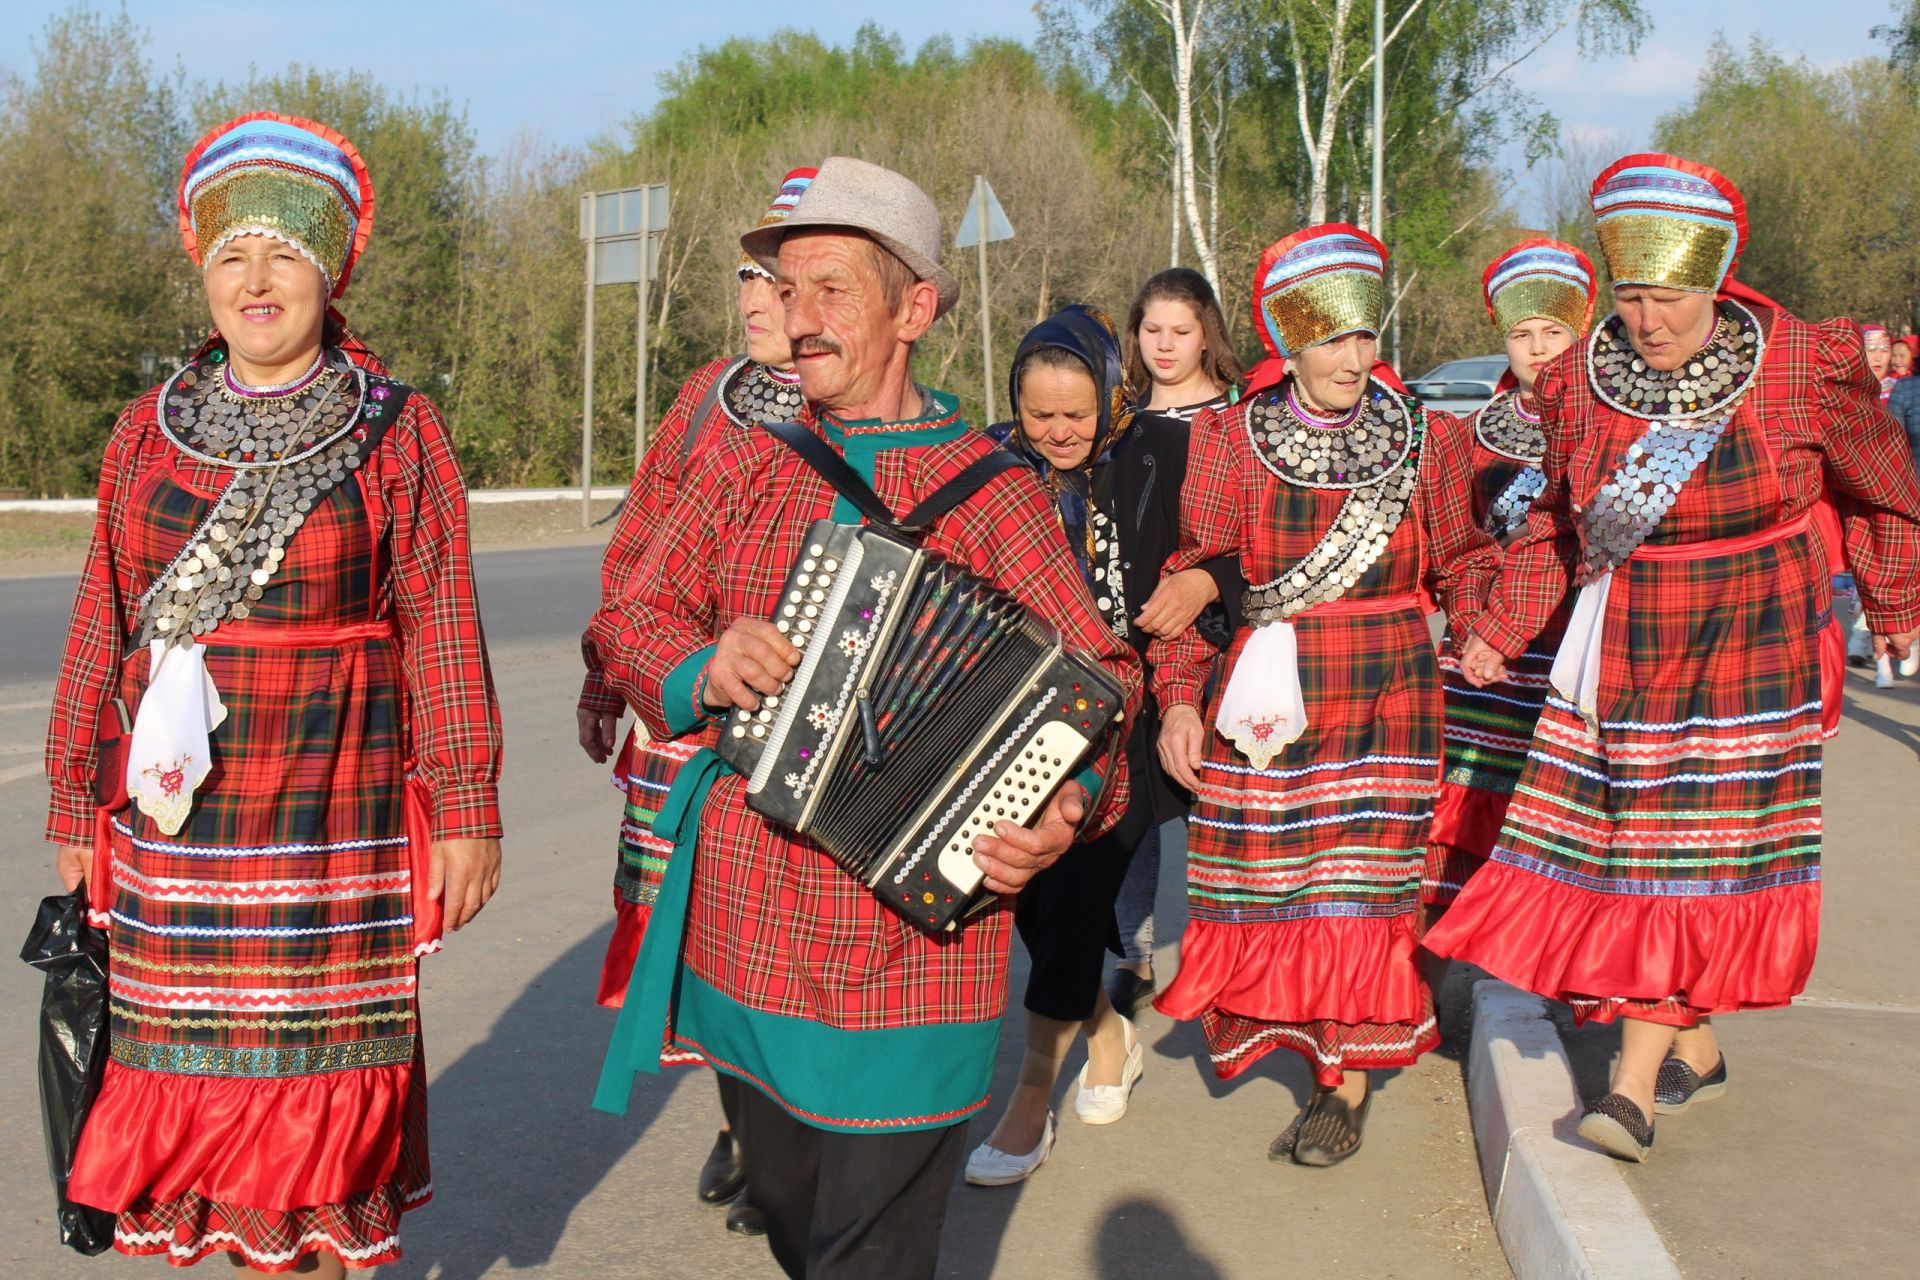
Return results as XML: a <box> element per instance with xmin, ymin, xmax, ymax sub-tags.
<box><xmin>1110</xmin><ymin>269</ymin><xmax>1245</xmax><ymax>1015</ymax></box>
<box><xmin>966</xmin><ymin>305</ymin><xmax>1241</xmax><ymax>1186</ymax></box>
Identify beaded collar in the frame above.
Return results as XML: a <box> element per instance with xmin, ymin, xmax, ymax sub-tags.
<box><xmin>1474</xmin><ymin>390</ymin><xmax>1546</xmax><ymax>463</ymax></box>
<box><xmin>1586</xmin><ymin>299</ymin><xmax>1763</xmax><ymax>422</ymax></box>
<box><xmin>1244</xmin><ymin>378</ymin><xmax>1417</xmax><ymax>489</ymax></box>
<box><xmin>721</xmin><ymin>359</ymin><xmax>806</xmax><ymax>428</ymax></box>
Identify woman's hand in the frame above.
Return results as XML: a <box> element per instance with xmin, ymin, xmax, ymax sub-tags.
<box><xmin>1134</xmin><ymin>568</ymin><xmax>1221</xmax><ymax>639</ymax></box>
<box><xmin>430</xmin><ymin>838</ymin><xmax>502</xmax><ymax>932</ymax></box>
<box><xmin>1157</xmin><ymin>704</ymin><xmax>1206</xmax><ymax>792</ymax></box>
<box><xmin>1873</xmin><ymin>626</ymin><xmax>1920</xmax><ymax>662</ymax></box>
<box><xmin>577</xmin><ymin>708</ymin><xmax>622</xmax><ymax>763</ymax></box>
<box><xmin>1458</xmin><ymin>633</ymin><xmax>1509</xmax><ymax>687</ymax></box>
<box><xmin>971</xmin><ymin>783</ymin><xmax>1089</xmax><ymax>895</ymax></box>
<box><xmin>55</xmin><ymin>845</ymin><xmax>93</xmax><ymax>892</ymax></box>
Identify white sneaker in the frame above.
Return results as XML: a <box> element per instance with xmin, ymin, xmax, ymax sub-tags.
<box><xmin>964</xmin><ymin>1113</ymin><xmax>1055</xmax><ymax>1187</ymax></box>
<box><xmin>1074</xmin><ymin>1015</ymin><xmax>1145</xmax><ymax>1125</ymax></box>
<box><xmin>1876</xmin><ymin>656</ymin><xmax>1896</xmax><ymax>689</ymax></box>
<box><xmin>1901</xmin><ymin>650</ymin><xmax>1919</xmax><ymax>679</ymax></box>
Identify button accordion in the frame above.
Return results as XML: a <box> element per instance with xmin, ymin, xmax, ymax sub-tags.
<box><xmin>718</xmin><ymin>518</ymin><xmax>1125</xmax><ymax>935</ymax></box>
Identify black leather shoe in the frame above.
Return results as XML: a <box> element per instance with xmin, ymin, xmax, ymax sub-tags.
<box><xmin>726</xmin><ymin>1194</ymin><xmax>767</xmax><ymax>1236</ymax></box>
<box><xmin>697</xmin><ymin>1130</ymin><xmax>747</xmax><ymax>1204</ymax></box>
<box><xmin>1293</xmin><ymin>1089</ymin><xmax>1372</xmax><ymax>1167</ymax></box>
<box><xmin>1654</xmin><ymin>1055</ymin><xmax>1728</xmax><ymax>1114</ymax></box>
<box><xmin>1577</xmin><ymin>1093</ymin><xmax>1654</xmax><ymax>1162</ymax></box>
<box><xmin>1106</xmin><ymin>968</ymin><xmax>1157</xmax><ymax>1020</ymax></box>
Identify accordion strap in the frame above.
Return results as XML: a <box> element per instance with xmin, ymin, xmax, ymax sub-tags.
<box><xmin>762</xmin><ymin>418</ymin><xmax>1023</xmax><ymax>538</ymax></box>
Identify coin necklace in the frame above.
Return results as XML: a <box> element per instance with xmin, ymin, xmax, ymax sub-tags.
<box><xmin>1587</xmin><ymin>299</ymin><xmax>1763</xmax><ymax>421</ymax></box>
<box><xmin>723</xmin><ymin>359</ymin><xmax>807</xmax><ymax>426</ymax></box>
<box><xmin>142</xmin><ymin>356</ymin><xmax>361</xmax><ymax>645</ymax></box>
<box><xmin>1244</xmin><ymin>381</ymin><xmax>1416</xmax><ymax>490</ymax></box>
<box><xmin>1243</xmin><ymin>380</ymin><xmax>1425</xmax><ymax>623</ymax></box>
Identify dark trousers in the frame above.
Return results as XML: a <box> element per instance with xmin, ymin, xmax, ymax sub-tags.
<box><xmin>733</xmin><ymin>1080</ymin><xmax>968</xmax><ymax>1279</ymax></box>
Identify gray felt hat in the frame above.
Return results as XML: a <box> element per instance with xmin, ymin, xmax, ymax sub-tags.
<box><xmin>740</xmin><ymin>156</ymin><xmax>960</xmax><ymax>319</ymax></box>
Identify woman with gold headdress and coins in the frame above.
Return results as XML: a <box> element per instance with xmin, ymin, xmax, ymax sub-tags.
<box><xmin>43</xmin><ymin>113</ymin><xmax>502</xmax><ymax>1273</ymax></box>
<box><xmin>1150</xmin><ymin>226</ymin><xmax>1499</xmax><ymax>1167</ymax></box>
<box><xmin>1431</xmin><ymin>154</ymin><xmax>1920</xmax><ymax>1162</ymax></box>
<box><xmin>1420</xmin><ymin>241</ymin><xmax>1597</xmax><ymax>952</ymax></box>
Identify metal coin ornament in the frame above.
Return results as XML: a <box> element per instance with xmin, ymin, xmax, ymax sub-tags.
<box><xmin>1587</xmin><ymin>300</ymin><xmax>1762</xmax><ymax>422</ymax></box>
<box><xmin>1474</xmin><ymin>390</ymin><xmax>1547</xmax><ymax>463</ymax></box>
<box><xmin>1242</xmin><ymin>382</ymin><xmax>1426</xmax><ymax>624</ymax></box>
<box><xmin>722</xmin><ymin>361</ymin><xmax>807</xmax><ymax>427</ymax></box>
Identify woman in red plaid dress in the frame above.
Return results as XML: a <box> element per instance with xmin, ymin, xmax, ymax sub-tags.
<box><xmin>1421</xmin><ymin>240</ymin><xmax>1597</xmax><ymax>923</ymax></box>
<box><xmin>1434</xmin><ymin>154</ymin><xmax>1920</xmax><ymax>1162</ymax></box>
<box><xmin>43</xmin><ymin>114</ymin><xmax>501</xmax><ymax>1274</ymax></box>
<box><xmin>1150</xmin><ymin>225</ymin><xmax>1497</xmax><ymax>1166</ymax></box>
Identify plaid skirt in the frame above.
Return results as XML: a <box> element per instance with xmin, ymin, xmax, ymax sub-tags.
<box><xmin>1426</xmin><ymin>527</ymin><xmax>1829</xmax><ymax>1025</ymax></box>
<box><xmin>1155</xmin><ymin>606</ymin><xmax>1441</xmax><ymax>1087</ymax></box>
<box><xmin>596</xmin><ymin>731</ymin><xmax>702</xmax><ymax>1008</ymax></box>
<box><xmin>1422</xmin><ymin>610</ymin><xmax>1568</xmax><ymax>906</ymax></box>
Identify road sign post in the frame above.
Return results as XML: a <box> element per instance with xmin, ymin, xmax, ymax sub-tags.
<box><xmin>955</xmin><ymin>176</ymin><xmax>1015</xmax><ymax>426</ymax></box>
<box><xmin>578</xmin><ymin>183</ymin><xmax>670</xmax><ymax>526</ymax></box>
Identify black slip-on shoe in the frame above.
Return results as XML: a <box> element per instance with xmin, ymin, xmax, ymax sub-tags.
<box><xmin>1292</xmin><ymin>1091</ymin><xmax>1373</xmax><ymax>1167</ymax></box>
<box><xmin>1654</xmin><ymin>1055</ymin><xmax>1728</xmax><ymax>1114</ymax></box>
<box><xmin>1578</xmin><ymin>1093</ymin><xmax>1655</xmax><ymax>1162</ymax></box>
<box><xmin>697</xmin><ymin>1130</ymin><xmax>747</xmax><ymax>1204</ymax></box>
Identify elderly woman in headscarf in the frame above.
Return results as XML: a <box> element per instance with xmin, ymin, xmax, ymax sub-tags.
<box><xmin>1435</xmin><ymin>154</ymin><xmax>1920</xmax><ymax>1162</ymax></box>
<box><xmin>963</xmin><ymin>305</ymin><xmax>1241</xmax><ymax>1187</ymax></box>
<box><xmin>1147</xmin><ymin>227</ymin><xmax>1499</xmax><ymax>1168</ymax></box>
<box><xmin>43</xmin><ymin>112</ymin><xmax>502</xmax><ymax>1274</ymax></box>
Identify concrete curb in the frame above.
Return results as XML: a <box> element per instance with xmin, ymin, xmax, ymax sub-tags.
<box><xmin>1468</xmin><ymin>980</ymin><xmax>1681</xmax><ymax>1280</ymax></box>
<box><xmin>0</xmin><ymin>487</ymin><xmax>629</xmax><ymax>513</ymax></box>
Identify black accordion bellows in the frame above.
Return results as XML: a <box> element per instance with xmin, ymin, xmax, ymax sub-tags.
<box><xmin>720</xmin><ymin>518</ymin><xmax>1124</xmax><ymax>935</ymax></box>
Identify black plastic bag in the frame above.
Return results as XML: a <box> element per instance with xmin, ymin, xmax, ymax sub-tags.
<box><xmin>21</xmin><ymin>887</ymin><xmax>115</xmax><ymax>1255</ymax></box>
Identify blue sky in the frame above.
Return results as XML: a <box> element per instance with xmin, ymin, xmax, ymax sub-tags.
<box><xmin>1</xmin><ymin>0</ymin><xmax>1899</xmax><ymax>211</ymax></box>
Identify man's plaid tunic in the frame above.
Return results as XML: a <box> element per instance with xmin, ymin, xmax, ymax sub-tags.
<box><xmin>1429</xmin><ymin>310</ymin><xmax>1920</xmax><ymax>1024</ymax></box>
<box><xmin>589</xmin><ymin>392</ymin><xmax>1139</xmax><ymax>1128</ymax></box>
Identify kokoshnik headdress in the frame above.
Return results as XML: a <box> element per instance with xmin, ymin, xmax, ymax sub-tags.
<box><xmin>179</xmin><ymin>113</ymin><xmax>375</xmax><ymax>298</ymax></box>
<box><xmin>1483</xmin><ymin>238</ymin><xmax>1597</xmax><ymax>335</ymax></box>
<box><xmin>1590</xmin><ymin>153</ymin><xmax>1745</xmax><ymax>295</ymax></box>
<box><xmin>738</xmin><ymin>167</ymin><xmax>819</xmax><ymax>281</ymax></box>
<box><xmin>1251</xmin><ymin>223</ymin><xmax>1388</xmax><ymax>359</ymax></box>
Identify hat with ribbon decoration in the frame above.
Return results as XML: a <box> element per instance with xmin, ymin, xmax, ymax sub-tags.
<box><xmin>1483</xmin><ymin>238</ymin><xmax>1597</xmax><ymax>335</ymax></box>
<box><xmin>179</xmin><ymin>112</ymin><xmax>374</xmax><ymax>299</ymax></box>
<box><xmin>738</xmin><ymin>167</ymin><xmax>818</xmax><ymax>282</ymax></box>
<box><xmin>1590</xmin><ymin>153</ymin><xmax>1746</xmax><ymax>295</ymax></box>
<box><xmin>1252</xmin><ymin>223</ymin><xmax>1388</xmax><ymax>360</ymax></box>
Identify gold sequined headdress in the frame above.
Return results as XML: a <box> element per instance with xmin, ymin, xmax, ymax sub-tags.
<box><xmin>178</xmin><ymin>112</ymin><xmax>374</xmax><ymax>299</ymax></box>
<box><xmin>1252</xmin><ymin>223</ymin><xmax>1387</xmax><ymax>359</ymax></box>
<box><xmin>1590</xmin><ymin>153</ymin><xmax>1745</xmax><ymax>295</ymax></box>
<box><xmin>1483</xmin><ymin>238</ymin><xmax>1597</xmax><ymax>335</ymax></box>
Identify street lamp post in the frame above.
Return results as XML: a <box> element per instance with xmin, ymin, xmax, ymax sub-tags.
<box><xmin>578</xmin><ymin>183</ymin><xmax>670</xmax><ymax>526</ymax></box>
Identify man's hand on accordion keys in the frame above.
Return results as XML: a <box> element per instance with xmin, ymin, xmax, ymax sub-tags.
<box><xmin>700</xmin><ymin>619</ymin><xmax>802</xmax><ymax>712</ymax></box>
<box><xmin>970</xmin><ymin>780</ymin><xmax>1091</xmax><ymax>895</ymax></box>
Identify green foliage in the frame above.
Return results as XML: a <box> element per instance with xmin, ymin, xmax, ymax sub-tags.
<box><xmin>1655</xmin><ymin>39</ymin><xmax>1920</xmax><ymax>329</ymax></box>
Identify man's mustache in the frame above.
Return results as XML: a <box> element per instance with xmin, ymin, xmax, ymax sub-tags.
<box><xmin>795</xmin><ymin>337</ymin><xmax>842</xmax><ymax>358</ymax></box>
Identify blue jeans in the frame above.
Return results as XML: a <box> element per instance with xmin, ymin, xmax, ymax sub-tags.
<box><xmin>1113</xmin><ymin>820</ymin><xmax>1178</xmax><ymax>966</ymax></box>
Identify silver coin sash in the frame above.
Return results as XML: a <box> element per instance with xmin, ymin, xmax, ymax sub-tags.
<box><xmin>1486</xmin><ymin>466</ymin><xmax>1547</xmax><ymax>543</ymax></box>
<box><xmin>1243</xmin><ymin>459</ymin><xmax>1419</xmax><ymax>625</ymax></box>
<box><xmin>722</xmin><ymin>360</ymin><xmax>806</xmax><ymax>427</ymax></box>
<box><xmin>1244</xmin><ymin>383</ymin><xmax>1417</xmax><ymax>490</ymax></box>
<box><xmin>139</xmin><ymin>351</ymin><xmax>390</xmax><ymax>645</ymax></box>
<box><xmin>1574</xmin><ymin>413</ymin><xmax>1732</xmax><ymax>584</ymax></box>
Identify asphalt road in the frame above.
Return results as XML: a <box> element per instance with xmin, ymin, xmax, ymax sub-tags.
<box><xmin>0</xmin><ymin>545</ymin><xmax>1517</xmax><ymax>1278</ymax></box>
